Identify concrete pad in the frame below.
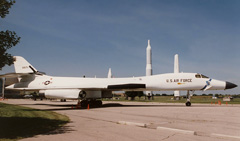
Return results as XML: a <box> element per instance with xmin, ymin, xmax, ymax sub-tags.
<box><xmin>211</xmin><ymin>133</ymin><xmax>240</xmax><ymax>140</ymax></box>
<box><xmin>157</xmin><ymin>126</ymin><xmax>195</xmax><ymax>135</ymax></box>
<box><xmin>117</xmin><ymin>121</ymin><xmax>147</xmax><ymax>127</ymax></box>
<box><xmin>1</xmin><ymin>99</ymin><xmax>240</xmax><ymax>141</ymax></box>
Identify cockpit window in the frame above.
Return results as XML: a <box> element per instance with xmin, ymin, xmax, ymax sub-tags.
<box><xmin>195</xmin><ymin>74</ymin><xmax>201</xmax><ymax>78</ymax></box>
<box><xmin>195</xmin><ymin>74</ymin><xmax>209</xmax><ymax>78</ymax></box>
<box><xmin>201</xmin><ymin>74</ymin><xmax>209</xmax><ymax>78</ymax></box>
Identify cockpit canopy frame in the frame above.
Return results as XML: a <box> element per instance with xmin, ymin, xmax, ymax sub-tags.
<box><xmin>195</xmin><ymin>74</ymin><xmax>209</xmax><ymax>78</ymax></box>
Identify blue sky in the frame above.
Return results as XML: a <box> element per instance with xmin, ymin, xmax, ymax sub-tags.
<box><xmin>1</xmin><ymin>0</ymin><xmax>239</xmax><ymax>94</ymax></box>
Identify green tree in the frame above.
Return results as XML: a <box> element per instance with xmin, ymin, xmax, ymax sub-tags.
<box><xmin>0</xmin><ymin>0</ymin><xmax>20</xmax><ymax>70</ymax></box>
<box><xmin>208</xmin><ymin>94</ymin><xmax>213</xmax><ymax>96</ymax></box>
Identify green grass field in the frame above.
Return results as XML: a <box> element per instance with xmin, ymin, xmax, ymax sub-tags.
<box><xmin>105</xmin><ymin>96</ymin><xmax>240</xmax><ymax>104</ymax></box>
<box><xmin>0</xmin><ymin>102</ymin><xmax>69</xmax><ymax>141</ymax></box>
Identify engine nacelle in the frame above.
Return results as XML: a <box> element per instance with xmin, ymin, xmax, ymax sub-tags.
<box><xmin>79</xmin><ymin>90</ymin><xmax>86</xmax><ymax>99</ymax></box>
<box><xmin>39</xmin><ymin>89</ymin><xmax>81</xmax><ymax>99</ymax></box>
<box><xmin>39</xmin><ymin>89</ymin><xmax>112</xmax><ymax>99</ymax></box>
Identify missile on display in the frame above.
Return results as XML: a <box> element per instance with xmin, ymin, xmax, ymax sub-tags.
<box><xmin>146</xmin><ymin>40</ymin><xmax>152</xmax><ymax>76</ymax></box>
<box><xmin>108</xmin><ymin>68</ymin><xmax>112</xmax><ymax>78</ymax></box>
<box><xmin>146</xmin><ymin>40</ymin><xmax>152</xmax><ymax>100</ymax></box>
<box><xmin>174</xmin><ymin>54</ymin><xmax>180</xmax><ymax>99</ymax></box>
<box><xmin>174</xmin><ymin>54</ymin><xmax>179</xmax><ymax>74</ymax></box>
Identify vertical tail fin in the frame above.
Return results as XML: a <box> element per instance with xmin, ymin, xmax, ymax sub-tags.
<box><xmin>13</xmin><ymin>56</ymin><xmax>37</xmax><ymax>73</ymax></box>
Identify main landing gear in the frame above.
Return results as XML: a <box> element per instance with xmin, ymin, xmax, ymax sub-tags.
<box><xmin>185</xmin><ymin>90</ymin><xmax>194</xmax><ymax>106</ymax></box>
<box><xmin>77</xmin><ymin>99</ymin><xmax>102</xmax><ymax>108</ymax></box>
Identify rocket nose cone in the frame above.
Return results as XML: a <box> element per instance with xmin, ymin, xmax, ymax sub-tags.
<box><xmin>225</xmin><ymin>82</ymin><xmax>238</xmax><ymax>89</ymax></box>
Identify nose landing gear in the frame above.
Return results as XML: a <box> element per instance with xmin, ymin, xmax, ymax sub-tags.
<box><xmin>185</xmin><ymin>90</ymin><xmax>194</xmax><ymax>106</ymax></box>
<box><xmin>186</xmin><ymin>101</ymin><xmax>191</xmax><ymax>106</ymax></box>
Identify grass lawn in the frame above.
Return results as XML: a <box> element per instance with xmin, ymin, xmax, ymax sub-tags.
<box><xmin>0</xmin><ymin>102</ymin><xmax>69</xmax><ymax>141</ymax></box>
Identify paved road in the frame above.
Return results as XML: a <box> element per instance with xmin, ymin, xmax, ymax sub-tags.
<box><xmin>1</xmin><ymin>99</ymin><xmax>240</xmax><ymax>141</ymax></box>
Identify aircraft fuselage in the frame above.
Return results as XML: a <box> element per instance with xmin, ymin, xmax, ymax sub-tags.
<box><xmin>6</xmin><ymin>73</ymin><xmax>230</xmax><ymax>92</ymax></box>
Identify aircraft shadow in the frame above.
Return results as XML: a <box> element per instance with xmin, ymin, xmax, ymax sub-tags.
<box><xmin>18</xmin><ymin>102</ymin><xmax>214</xmax><ymax>111</ymax></box>
<box><xmin>100</xmin><ymin>103</ymin><xmax>213</xmax><ymax>108</ymax></box>
<box><xmin>0</xmin><ymin>116</ymin><xmax>74</xmax><ymax>140</ymax></box>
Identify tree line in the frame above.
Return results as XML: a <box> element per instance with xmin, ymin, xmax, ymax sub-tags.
<box><xmin>0</xmin><ymin>0</ymin><xmax>20</xmax><ymax>70</ymax></box>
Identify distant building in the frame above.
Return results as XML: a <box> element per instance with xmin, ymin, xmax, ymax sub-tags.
<box><xmin>223</xmin><ymin>97</ymin><xmax>233</xmax><ymax>101</ymax></box>
<box><xmin>212</xmin><ymin>96</ymin><xmax>217</xmax><ymax>99</ymax></box>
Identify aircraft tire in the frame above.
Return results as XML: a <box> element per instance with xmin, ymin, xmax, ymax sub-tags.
<box><xmin>96</xmin><ymin>100</ymin><xmax>102</xmax><ymax>107</ymax></box>
<box><xmin>185</xmin><ymin>101</ymin><xmax>191</xmax><ymax>106</ymax></box>
<box><xmin>81</xmin><ymin>100</ymin><xmax>88</xmax><ymax>107</ymax></box>
<box><xmin>60</xmin><ymin>99</ymin><xmax>66</xmax><ymax>102</ymax></box>
<box><xmin>80</xmin><ymin>100</ymin><xmax>102</xmax><ymax>108</ymax></box>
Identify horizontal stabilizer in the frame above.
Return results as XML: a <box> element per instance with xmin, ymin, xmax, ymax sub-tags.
<box><xmin>0</xmin><ymin>73</ymin><xmax>32</xmax><ymax>78</ymax></box>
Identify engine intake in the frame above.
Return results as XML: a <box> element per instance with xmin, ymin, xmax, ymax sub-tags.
<box><xmin>79</xmin><ymin>90</ymin><xmax>86</xmax><ymax>99</ymax></box>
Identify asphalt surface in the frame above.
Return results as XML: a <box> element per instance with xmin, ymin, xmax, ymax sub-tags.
<box><xmin>1</xmin><ymin>99</ymin><xmax>240</xmax><ymax>141</ymax></box>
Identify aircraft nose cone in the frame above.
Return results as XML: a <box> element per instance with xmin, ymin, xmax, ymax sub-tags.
<box><xmin>225</xmin><ymin>82</ymin><xmax>238</xmax><ymax>89</ymax></box>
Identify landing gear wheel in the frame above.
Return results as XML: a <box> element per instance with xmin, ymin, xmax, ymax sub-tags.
<box><xmin>80</xmin><ymin>100</ymin><xmax>88</xmax><ymax>107</ymax></box>
<box><xmin>79</xmin><ymin>100</ymin><xmax>102</xmax><ymax>108</ymax></box>
<box><xmin>186</xmin><ymin>101</ymin><xmax>191</xmax><ymax>106</ymax></box>
<box><xmin>96</xmin><ymin>100</ymin><xmax>102</xmax><ymax>107</ymax></box>
<box><xmin>60</xmin><ymin>99</ymin><xmax>66</xmax><ymax>102</ymax></box>
<box><xmin>89</xmin><ymin>100</ymin><xmax>102</xmax><ymax>108</ymax></box>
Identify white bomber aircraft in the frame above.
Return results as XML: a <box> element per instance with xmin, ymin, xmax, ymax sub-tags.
<box><xmin>0</xmin><ymin>56</ymin><xmax>237</xmax><ymax>107</ymax></box>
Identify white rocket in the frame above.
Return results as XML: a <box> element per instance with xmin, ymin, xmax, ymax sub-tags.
<box><xmin>108</xmin><ymin>68</ymin><xmax>112</xmax><ymax>78</ymax></box>
<box><xmin>146</xmin><ymin>40</ymin><xmax>152</xmax><ymax>97</ymax></box>
<box><xmin>174</xmin><ymin>54</ymin><xmax>180</xmax><ymax>98</ymax></box>
<box><xmin>174</xmin><ymin>54</ymin><xmax>179</xmax><ymax>74</ymax></box>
